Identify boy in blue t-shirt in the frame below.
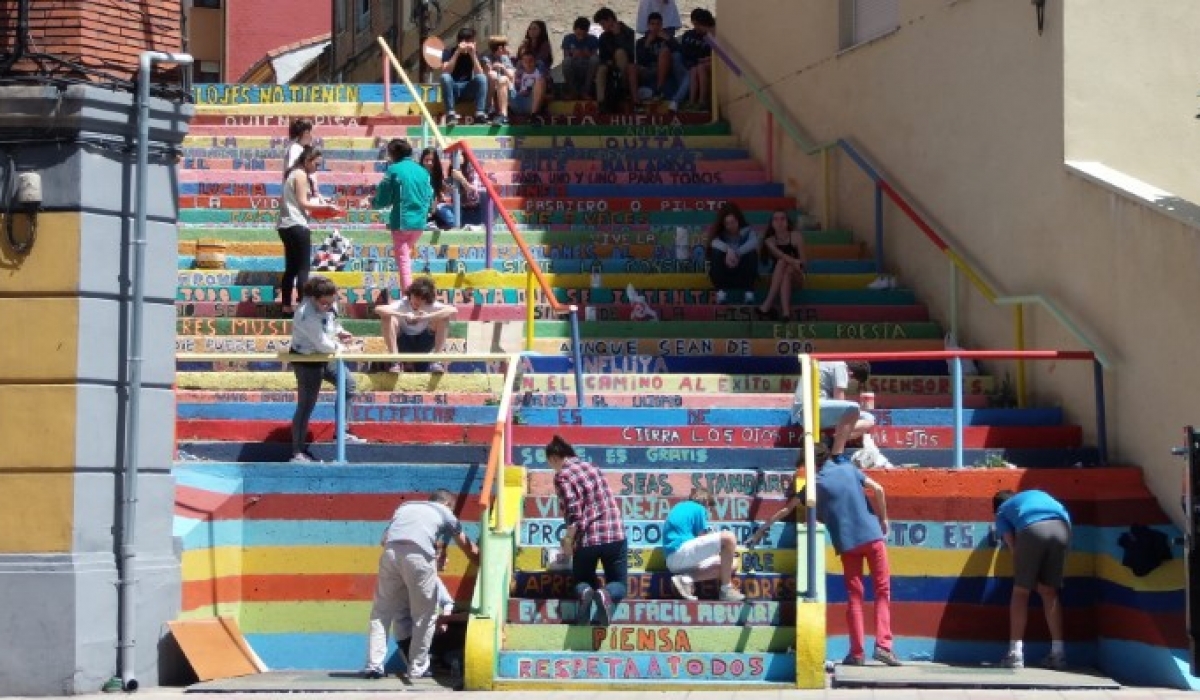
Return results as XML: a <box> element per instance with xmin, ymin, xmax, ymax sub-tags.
<box><xmin>747</xmin><ymin>443</ymin><xmax>902</xmax><ymax>667</ymax></box>
<box><xmin>561</xmin><ymin>16</ymin><xmax>600</xmax><ymax>99</ymax></box>
<box><xmin>662</xmin><ymin>487</ymin><xmax>744</xmax><ymax>602</ymax></box>
<box><xmin>993</xmin><ymin>489</ymin><xmax>1072</xmax><ymax>670</ymax></box>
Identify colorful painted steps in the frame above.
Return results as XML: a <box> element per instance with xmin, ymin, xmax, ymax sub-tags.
<box><xmin>174</xmin><ymin>372</ymin><xmax>990</xmax><ymax>393</ymax></box>
<box><xmin>179</xmin><ymin>255</ymin><xmax>870</xmax><ymax>275</ymax></box>
<box><xmin>173</xmin><ymin>389</ymin><xmax>982</xmax><ymax>410</ymax></box>
<box><xmin>176</xmin><ymin>317</ymin><xmax>944</xmax><ymax>341</ymax></box>
<box><xmin>172</xmin><ymin>88</ymin><xmax>1174</xmax><ymax>690</ymax></box>
<box><xmin>177</xmin><ymin>301</ymin><xmax>928</xmax><ymax>325</ymax></box>
<box><xmin>178</xmin><ymin>208</ymin><xmax>800</xmax><ymax>226</ymax></box>
<box><xmin>509</xmin><ymin>599</ymin><xmax>795</xmax><ymax>626</ymax></box>
<box><xmin>180</xmin><ymin>168</ymin><xmax>775</xmax><ymax>186</ymax></box>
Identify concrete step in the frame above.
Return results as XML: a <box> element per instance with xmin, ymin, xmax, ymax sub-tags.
<box><xmin>176</xmin><ymin>438</ymin><xmax>1101</xmax><ymax>468</ymax></box>
<box><xmin>508</xmin><ymin>598</ymin><xmax>794</xmax><ymax>626</ymax></box>
<box><xmin>178</xmin><ymin>255</ymin><xmax>872</xmax><ymax>274</ymax></box>
<box><xmin>493</xmin><ymin>650</ymin><xmax>796</xmax><ymax>685</ymax></box>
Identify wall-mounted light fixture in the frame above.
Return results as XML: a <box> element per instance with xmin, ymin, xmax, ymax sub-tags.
<box><xmin>4</xmin><ymin>167</ymin><xmax>41</xmax><ymax>255</ymax></box>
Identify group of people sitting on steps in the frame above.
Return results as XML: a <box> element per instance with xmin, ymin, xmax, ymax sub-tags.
<box><xmin>439</xmin><ymin>1</ymin><xmax>716</xmax><ymax>124</ymax></box>
<box><xmin>705</xmin><ymin>200</ymin><xmax>818</xmax><ymax>321</ymax></box>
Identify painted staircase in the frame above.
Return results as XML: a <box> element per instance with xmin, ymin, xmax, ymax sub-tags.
<box><xmin>173</xmin><ymin>85</ymin><xmax>1188</xmax><ymax>689</ymax></box>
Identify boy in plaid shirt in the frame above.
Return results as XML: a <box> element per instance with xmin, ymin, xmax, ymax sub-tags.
<box><xmin>549</xmin><ymin>435</ymin><xmax>627</xmax><ymax>626</ymax></box>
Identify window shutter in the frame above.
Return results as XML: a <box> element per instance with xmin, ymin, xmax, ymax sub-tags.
<box><xmin>852</xmin><ymin>0</ymin><xmax>899</xmax><ymax>45</ymax></box>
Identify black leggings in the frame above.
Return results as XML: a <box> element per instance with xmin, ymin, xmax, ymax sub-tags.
<box><xmin>278</xmin><ymin>225</ymin><xmax>311</xmax><ymax>307</ymax></box>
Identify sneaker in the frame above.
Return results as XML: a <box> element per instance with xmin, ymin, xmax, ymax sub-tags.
<box><xmin>718</xmin><ymin>584</ymin><xmax>746</xmax><ymax>602</ymax></box>
<box><xmin>594</xmin><ymin>588</ymin><xmax>614</xmax><ymax>626</ymax></box>
<box><xmin>715</xmin><ymin>290</ymin><xmax>728</xmax><ymax>304</ymax></box>
<box><xmin>388</xmin><ymin>363</ymin><xmax>404</xmax><ymax>373</ymax></box>
<box><xmin>1041</xmin><ymin>651</ymin><xmax>1066</xmax><ymax>670</ymax></box>
<box><xmin>743</xmin><ymin>291</ymin><xmax>756</xmax><ymax>304</ymax></box>
<box><xmin>363</xmin><ymin>668</ymin><xmax>384</xmax><ymax>680</ymax></box>
<box><xmin>474</xmin><ymin>111</ymin><xmax>489</xmax><ymax>123</ymax></box>
<box><xmin>841</xmin><ymin>654</ymin><xmax>865</xmax><ymax>666</ymax></box>
<box><xmin>491</xmin><ymin>114</ymin><xmax>509</xmax><ymax>126</ymax></box>
<box><xmin>670</xmin><ymin>574</ymin><xmax>697</xmax><ymax>601</ymax></box>
<box><xmin>428</xmin><ymin>362</ymin><xmax>446</xmax><ymax>374</ymax></box>
<box><xmin>866</xmin><ymin>274</ymin><xmax>894</xmax><ymax>290</ymax></box>
<box><xmin>343</xmin><ymin>432</ymin><xmax>367</xmax><ymax>444</ymax></box>
<box><xmin>290</xmin><ymin>452</ymin><xmax>316</xmax><ymax>463</ymax></box>
<box><xmin>445</xmin><ymin>111</ymin><xmax>459</xmax><ymax>126</ymax></box>
<box><xmin>873</xmin><ymin>648</ymin><xmax>903</xmax><ymax>666</ymax></box>
<box><xmin>1000</xmin><ymin>651</ymin><xmax>1024</xmax><ymax>669</ymax></box>
<box><xmin>576</xmin><ymin>588</ymin><xmax>595</xmax><ymax>625</ymax></box>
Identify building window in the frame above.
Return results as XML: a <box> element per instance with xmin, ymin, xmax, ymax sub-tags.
<box><xmin>193</xmin><ymin>0</ymin><xmax>221</xmax><ymax>7</ymax></box>
<box><xmin>839</xmin><ymin>0</ymin><xmax>899</xmax><ymax>50</ymax></box>
<box><xmin>357</xmin><ymin>0</ymin><xmax>371</xmax><ymax>32</ymax></box>
<box><xmin>335</xmin><ymin>0</ymin><xmax>345</xmax><ymax>32</ymax></box>
<box><xmin>196</xmin><ymin>60</ymin><xmax>221</xmax><ymax>83</ymax></box>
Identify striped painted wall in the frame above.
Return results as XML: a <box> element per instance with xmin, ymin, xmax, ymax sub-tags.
<box><xmin>819</xmin><ymin>468</ymin><xmax>1191</xmax><ymax>689</ymax></box>
<box><xmin>174</xmin><ymin>461</ymin><xmax>484</xmax><ymax>670</ymax></box>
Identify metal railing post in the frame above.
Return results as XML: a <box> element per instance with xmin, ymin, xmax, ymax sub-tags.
<box><xmin>336</xmin><ymin>358</ymin><xmax>348</xmax><ymax>463</ymax></box>
<box><xmin>952</xmin><ymin>355</ymin><xmax>964</xmax><ymax>469</ymax></box>
<box><xmin>569</xmin><ymin>309</ymin><xmax>585</xmax><ymax>408</ymax></box>
<box><xmin>1093</xmin><ymin>358</ymin><xmax>1109</xmax><ymax>465</ymax></box>
<box><xmin>484</xmin><ymin>195</ymin><xmax>495</xmax><ymax>269</ymax></box>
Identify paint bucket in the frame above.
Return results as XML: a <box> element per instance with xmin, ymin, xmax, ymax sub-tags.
<box><xmin>195</xmin><ymin>239</ymin><xmax>227</xmax><ymax>269</ymax></box>
<box><xmin>859</xmin><ymin>392</ymin><xmax>875</xmax><ymax>410</ymax></box>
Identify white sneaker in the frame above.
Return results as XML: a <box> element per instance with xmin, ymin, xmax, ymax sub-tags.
<box><xmin>343</xmin><ymin>432</ymin><xmax>367</xmax><ymax>444</ymax></box>
<box><xmin>743</xmin><ymin>291</ymin><xmax>756</xmax><ymax>304</ymax></box>
<box><xmin>1000</xmin><ymin>651</ymin><xmax>1024</xmax><ymax>669</ymax></box>
<box><xmin>670</xmin><ymin>574</ymin><xmax>697</xmax><ymax>601</ymax></box>
<box><xmin>428</xmin><ymin>362</ymin><xmax>446</xmax><ymax>374</ymax></box>
<box><xmin>718</xmin><ymin>584</ymin><xmax>746</xmax><ymax>602</ymax></box>
<box><xmin>867</xmin><ymin>275</ymin><xmax>894</xmax><ymax>290</ymax></box>
<box><xmin>715</xmin><ymin>290</ymin><xmax>728</xmax><ymax>304</ymax></box>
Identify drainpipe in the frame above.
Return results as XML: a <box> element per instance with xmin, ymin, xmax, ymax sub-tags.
<box><xmin>0</xmin><ymin>0</ymin><xmax>31</xmax><ymax>74</ymax></box>
<box><xmin>117</xmin><ymin>50</ymin><xmax>193</xmax><ymax>692</ymax></box>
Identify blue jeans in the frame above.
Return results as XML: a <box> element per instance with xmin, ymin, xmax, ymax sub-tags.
<box><xmin>572</xmin><ymin>538</ymin><xmax>628</xmax><ymax>605</ymax></box>
<box><xmin>670</xmin><ymin>53</ymin><xmax>691</xmax><ymax>103</ymax></box>
<box><xmin>440</xmin><ymin>73</ymin><xmax>488</xmax><ymax>115</ymax></box>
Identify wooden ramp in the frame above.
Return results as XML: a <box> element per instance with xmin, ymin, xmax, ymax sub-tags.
<box><xmin>833</xmin><ymin>662</ymin><xmax>1120</xmax><ymax>689</ymax></box>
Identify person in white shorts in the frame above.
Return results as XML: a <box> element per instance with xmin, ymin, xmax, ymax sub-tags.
<box><xmin>662</xmin><ymin>487</ymin><xmax>745</xmax><ymax>601</ymax></box>
<box><xmin>792</xmin><ymin>360</ymin><xmax>876</xmax><ymax>461</ymax></box>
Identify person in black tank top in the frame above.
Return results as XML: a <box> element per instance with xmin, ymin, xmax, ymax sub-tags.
<box><xmin>756</xmin><ymin>210</ymin><xmax>807</xmax><ymax>321</ymax></box>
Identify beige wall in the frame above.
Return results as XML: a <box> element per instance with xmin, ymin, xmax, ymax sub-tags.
<box><xmin>1065</xmin><ymin>1</ymin><xmax>1200</xmax><ymax>203</ymax></box>
<box><xmin>716</xmin><ymin>0</ymin><xmax>1199</xmax><ymax>521</ymax></box>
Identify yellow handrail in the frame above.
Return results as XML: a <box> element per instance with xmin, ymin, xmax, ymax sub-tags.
<box><xmin>378</xmin><ymin>37</ymin><xmax>447</xmax><ymax>150</ymax></box>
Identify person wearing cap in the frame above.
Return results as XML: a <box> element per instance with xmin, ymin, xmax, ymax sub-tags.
<box><xmin>363</xmin><ymin>488</ymin><xmax>479</xmax><ymax>680</ymax></box>
<box><xmin>662</xmin><ymin>487</ymin><xmax>745</xmax><ymax>602</ymax></box>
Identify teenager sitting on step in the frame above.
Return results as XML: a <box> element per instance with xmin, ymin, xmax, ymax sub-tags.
<box><xmin>375</xmin><ymin>276</ymin><xmax>457</xmax><ymax>374</ymax></box>
<box><xmin>706</xmin><ymin>201</ymin><xmax>760</xmax><ymax>305</ymax></box>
